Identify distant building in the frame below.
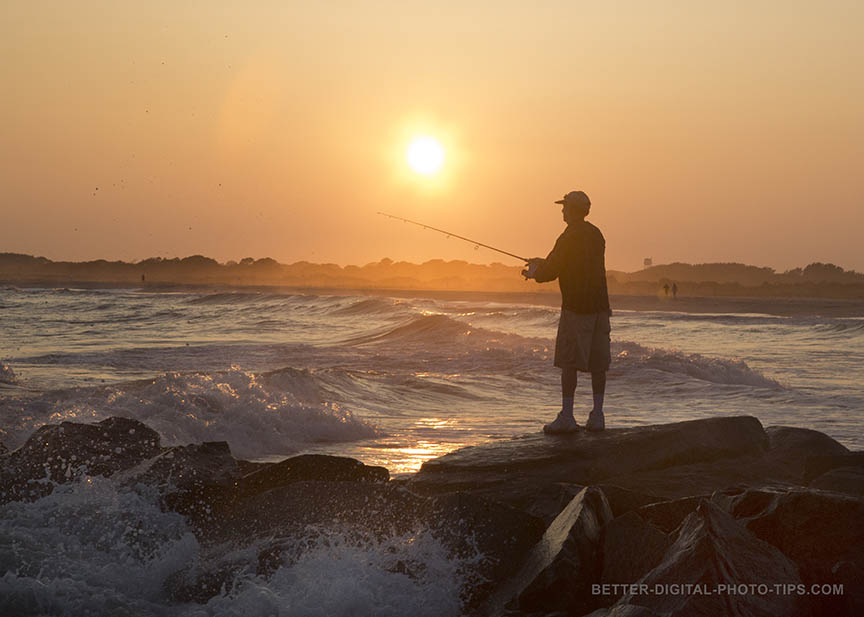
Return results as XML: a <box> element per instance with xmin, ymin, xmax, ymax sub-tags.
<box><xmin>643</xmin><ymin>257</ymin><xmax>653</xmax><ymax>267</ymax></box>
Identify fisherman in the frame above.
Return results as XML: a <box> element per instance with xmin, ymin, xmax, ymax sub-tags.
<box><xmin>522</xmin><ymin>190</ymin><xmax>611</xmax><ymax>433</ymax></box>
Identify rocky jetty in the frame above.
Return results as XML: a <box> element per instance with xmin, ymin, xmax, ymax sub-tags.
<box><xmin>1</xmin><ymin>415</ymin><xmax>861</xmax><ymax>616</ymax></box>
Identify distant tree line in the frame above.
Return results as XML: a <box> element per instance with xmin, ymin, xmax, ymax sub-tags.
<box><xmin>1</xmin><ymin>253</ymin><xmax>862</xmax><ymax>299</ymax></box>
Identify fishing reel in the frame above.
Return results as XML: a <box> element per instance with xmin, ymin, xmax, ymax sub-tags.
<box><xmin>521</xmin><ymin>258</ymin><xmax>543</xmax><ymax>280</ymax></box>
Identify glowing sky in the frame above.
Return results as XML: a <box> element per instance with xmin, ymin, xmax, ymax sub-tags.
<box><xmin>1</xmin><ymin>1</ymin><xmax>862</xmax><ymax>271</ymax></box>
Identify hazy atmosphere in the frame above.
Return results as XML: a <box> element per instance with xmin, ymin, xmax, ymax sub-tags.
<box><xmin>3</xmin><ymin>4</ymin><xmax>864</xmax><ymax>616</ymax></box>
<box><xmin>2</xmin><ymin>1</ymin><xmax>862</xmax><ymax>271</ymax></box>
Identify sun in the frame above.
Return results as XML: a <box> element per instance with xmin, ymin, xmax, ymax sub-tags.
<box><xmin>406</xmin><ymin>136</ymin><xmax>445</xmax><ymax>175</ymax></box>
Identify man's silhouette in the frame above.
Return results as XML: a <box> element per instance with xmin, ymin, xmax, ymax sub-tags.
<box><xmin>523</xmin><ymin>190</ymin><xmax>611</xmax><ymax>432</ymax></box>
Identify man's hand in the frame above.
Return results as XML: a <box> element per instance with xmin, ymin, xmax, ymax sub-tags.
<box><xmin>521</xmin><ymin>258</ymin><xmax>545</xmax><ymax>280</ymax></box>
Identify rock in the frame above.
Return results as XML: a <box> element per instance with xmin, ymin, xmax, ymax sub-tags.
<box><xmin>719</xmin><ymin>487</ymin><xmax>864</xmax><ymax>617</ymax></box>
<box><xmin>121</xmin><ymin>441</ymin><xmax>241</xmax><ymax>523</ymax></box>
<box><xmin>232</xmin><ymin>453</ymin><xmax>388</xmax><ymax>501</ymax></box>
<box><xmin>419</xmin><ymin>416</ymin><xmax>767</xmax><ymax>479</ymax></box>
<box><xmin>710</xmin><ymin>486</ymin><xmax>779</xmax><ymax>520</ymax></box>
<box><xmin>832</xmin><ymin>561</ymin><xmax>864</xmax><ymax>617</ymax></box>
<box><xmin>809</xmin><ymin>466</ymin><xmax>864</xmax><ymax>496</ymax></box>
<box><xmin>400</xmin><ymin>466</ymin><xmax>584</xmax><ymax>524</ymax></box>
<box><xmin>8</xmin><ymin>415</ymin><xmax>859</xmax><ymax>616</ymax></box>
<box><xmin>601</xmin><ymin>453</ymin><xmax>802</xmax><ymax>500</ymax></box>
<box><xmin>487</xmin><ymin>486</ymin><xmax>613</xmax><ymax>617</ymax></box>
<box><xmin>144</xmin><ymin>453</ymin><xmax>391</xmax><ymax>531</ymax></box>
<box><xmin>409</xmin><ymin>417</ymin><xmax>771</xmax><ymax>523</ymax></box>
<box><xmin>205</xmin><ymin>480</ymin><xmax>545</xmax><ymax>613</ymax></box>
<box><xmin>804</xmin><ymin>452</ymin><xmax>864</xmax><ymax>481</ymax></box>
<box><xmin>126</xmin><ymin>441</ymin><xmax>237</xmax><ymax>491</ymax></box>
<box><xmin>596</xmin><ymin>485</ymin><xmax>663</xmax><ymax>519</ymax></box>
<box><xmin>634</xmin><ymin>495</ymin><xmax>705</xmax><ymax>534</ymax></box>
<box><xmin>424</xmin><ymin>492</ymin><xmax>547</xmax><ymax>614</ymax></box>
<box><xmin>617</xmin><ymin>500</ymin><xmax>809</xmax><ymax>617</ymax></box>
<box><xmin>601</xmin><ymin>511</ymin><xmax>671</xmax><ymax>601</ymax></box>
<box><xmin>765</xmin><ymin>426</ymin><xmax>849</xmax><ymax>479</ymax></box>
<box><xmin>0</xmin><ymin>417</ymin><xmax>160</xmax><ymax>503</ymax></box>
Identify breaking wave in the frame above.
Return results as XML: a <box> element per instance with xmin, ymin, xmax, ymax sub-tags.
<box><xmin>185</xmin><ymin>292</ymin><xmax>269</xmax><ymax>305</ymax></box>
<box><xmin>345</xmin><ymin>313</ymin><xmax>548</xmax><ymax>352</ymax></box>
<box><xmin>612</xmin><ymin>341</ymin><xmax>783</xmax><ymax>388</ymax></box>
<box><xmin>0</xmin><ymin>369</ymin><xmax>378</xmax><ymax>459</ymax></box>
<box><xmin>0</xmin><ymin>478</ymin><xmax>469</xmax><ymax>617</ymax></box>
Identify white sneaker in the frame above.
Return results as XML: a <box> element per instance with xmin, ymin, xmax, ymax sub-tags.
<box><xmin>586</xmin><ymin>411</ymin><xmax>605</xmax><ymax>432</ymax></box>
<box><xmin>543</xmin><ymin>411</ymin><xmax>580</xmax><ymax>434</ymax></box>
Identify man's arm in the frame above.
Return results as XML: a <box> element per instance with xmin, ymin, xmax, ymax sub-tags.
<box><xmin>532</xmin><ymin>235</ymin><xmax>567</xmax><ymax>283</ymax></box>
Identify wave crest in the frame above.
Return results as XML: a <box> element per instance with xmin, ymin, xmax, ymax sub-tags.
<box><xmin>1</xmin><ymin>369</ymin><xmax>377</xmax><ymax>458</ymax></box>
<box><xmin>613</xmin><ymin>341</ymin><xmax>782</xmax><ymax>388</ymax></box>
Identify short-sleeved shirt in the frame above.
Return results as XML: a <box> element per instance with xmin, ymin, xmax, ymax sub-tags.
<box><xmin>534</xmin><ymin>221</ymin><xmax>610</xmax><ymax>314</ymax></box>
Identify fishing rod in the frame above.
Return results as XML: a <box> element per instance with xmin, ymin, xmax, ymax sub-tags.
<box><xmin>377</xmin><ymin>212</ymin><xmax>528</xmax><ymax>263</ymax></box>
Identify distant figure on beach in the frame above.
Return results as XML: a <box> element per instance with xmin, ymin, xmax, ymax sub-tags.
<box><xmin>663</xmin><ymin>283</ymin><xmax>670</xmax><ymax>296</ymax></box>
<box><xmin>522</xmin><ymin>190</ymin><xmax>611</xmax><ymax>433</ymax></box>
<box><xmin>672</xmin><ymin>282</ymin><xmax>678</xmax><ymax>298</ymax></box>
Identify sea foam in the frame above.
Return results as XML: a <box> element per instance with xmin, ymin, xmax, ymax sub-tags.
<box><xmin>612</xmin><ymin>341</ymin><xmax>783</xmax><ymax>388</ymax></box>
<box><xmin>0</xmin><ymin>369</ymin><xmax>378</xmax><ymax>459</ymax></box>
<box><xmin>0</xmin><ymin>477</ymin><xmax>470</xmax><ymax>617</ymax></box>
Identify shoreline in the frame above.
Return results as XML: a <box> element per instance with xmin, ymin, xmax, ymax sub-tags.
<box><xmin>3</xmin><ymin>279</ymin><xmax>864</xmax><ymax>317</ymax></box>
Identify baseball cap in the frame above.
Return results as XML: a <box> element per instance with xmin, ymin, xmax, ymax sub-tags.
<box><xmin>554</xmin><ymin>191</ymin><xmax>591</xmax><ymax>206</ymax></box>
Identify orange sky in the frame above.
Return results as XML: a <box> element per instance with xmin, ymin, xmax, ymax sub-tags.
<box><xmin>2</xmin><ymin>1</ymin><xmax>862</xmax><ymax>272</ymax></box>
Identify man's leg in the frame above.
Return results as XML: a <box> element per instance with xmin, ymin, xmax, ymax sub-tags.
<box><xmin>562</xmin><ymin>366</ymin><xmax>578</xmax><ymax>416</ymax></box>
<box><xmin>544</xmin><ymin>366</ymin><xmax>580</xmax><ymax>433</ymax></box>
<box><xmin>586</xmin><ymin>371</ymin><xmax>606</xmax><ymax>431</ymax></box>
<box><xmin>591</xmin><ymin>371</ymin><xmax>606</xmax><ymax>412</ymax></box>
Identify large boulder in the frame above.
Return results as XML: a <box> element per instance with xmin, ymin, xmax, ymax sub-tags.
<box><xmin>124</xmin><ymin>441</ymin><xmax>238</xmax><ymax>491</ymax></box>
<box><xmin>487</xmin><ymin>486</ymin><xmax>613</xmax><ymax>616</ymax></box>
<box><xmin>184</xmin><ymin>480</ymin><xmax>546</xmax><ymax>613</ymax></box>
<box><xmin>131</xmin><ymin>451</ymin><xmax>391</xmax><ymax>530</ymax></box>
<box><xmin>412</xmin><ymin>418</ymin><xmax>861</xmax><ymax>526</ymax></box>
<box><xmin>601</xmin><ymin>510</ymin><xmax>671</xmax><ymax>602</ymax></box>
<box><xmin>599</xmin><ymin>453</ymin><xmax>801</xmax><ymax>500</ymax></box>
<box><xmin>615</xmin><ymin>500</ymin><xmax>809</xmax><ymax>617</ymax></box>
<box><xmin>409</xmin><ymin>416</ymin><xmax>773</xmax><ymax>521</ymax></box>
<box><xmin>765</xmin><ymin>426</ymin><xmax>849</xmax><ymax>480</ymax></box>
<box><xmin>804</xmin><ymin>452</ymin><xmax>864</xmax><ymax>481</ymax></box>
<box><xmin>717</xmin><ymin>487</ymin><xmax>864</xmax><ymax>617</ymax></box>
<box><xmin>0</xmin><ymin>417</ymin><xmax>160</xmax><ymax>503</ymax></box>
<box><xmin>232</xmin><ymin>453</ymin><xmax>389</xmax><ymax>500</ymax></box>
<box><xmin>809</xmin><ymin>467</ymin><xmax>864</xmax><ymax>497</ymax></box>
<box><xmin>120</xmin><ymin>441</ymin><xmax>241</xmax><ymax>523</ymax></box>
<box><xmin>596</xmin><ymin>484</ymin><xmax>663</xmax><ymax>519</ymax></box>
<box><xmin>418</xmin><ymin>416</ymin><xmax>768</xmax><ymax>479</ymax></box>
<box><xmin>632</xmin><ymin>495</ymin><xmax>706</xmax><ymax>534</ymax></box>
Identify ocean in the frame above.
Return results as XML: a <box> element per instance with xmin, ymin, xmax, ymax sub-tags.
<box><xmin>1</xmin><ymin>285</ymin><xmax>862</xmax><ymax>615</ymax></box>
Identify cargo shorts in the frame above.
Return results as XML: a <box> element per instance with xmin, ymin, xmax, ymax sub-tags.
<box><xmin>553</xmin><ymin>309</ymin><xmax>612</xmax><ymax>371</ymax></box>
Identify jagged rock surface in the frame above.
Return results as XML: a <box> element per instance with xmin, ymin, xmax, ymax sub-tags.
<box><xmin>715</xmin><ymin>486</ymin><xmax>864</xmax><ymax>617</ymax></box>
<box><xmin>487</xmin><ymin>486</ymin><xmax>613</xmax><ymax>616</ymax></box>
<box><xmin>613</xmin><ymin>500</ymin><xmax>809</xmax><ymax>617</ymax></box>
<box><xmin>5</xmin><ymin>415</ymin><xmax>862</xmax><ymax>617</ymax></box>
<box><xmin>0</xmin><ymin>417</ymin><xmax>160</xmax><ymax>503</ymax></box>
